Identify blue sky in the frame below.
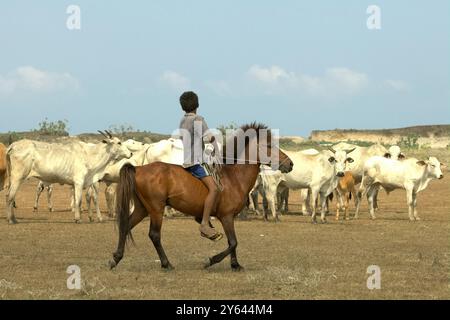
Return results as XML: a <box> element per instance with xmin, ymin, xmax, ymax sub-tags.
<box><xmin>0</xmin><ymin>1</ymin><xmax>448</xmax><ymax>136</ymax></box>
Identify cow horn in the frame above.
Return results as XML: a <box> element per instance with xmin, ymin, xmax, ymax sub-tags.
<box><xmin>328</xmin><ymin>147</ymin><xmax>336</xmax><ymax>153</ymax></box>
<box><xmin>345</xmin><ymin>147</ymin><xmax>356</xmax><ymax>154</ymax></box>
<box><xmin>98</xmin><ymin>130</ymin><xmax>108</xmax><ymax>138</ymax></box>
<box><xmin>105</xmin><ymin>130</ymin><xmax>113</xmax><ymax>138</ymax></box>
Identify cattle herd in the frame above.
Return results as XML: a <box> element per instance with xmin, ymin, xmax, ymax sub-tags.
<box><xmin>0</xmin><ymin>132</ymin><xmax>446</xmax><ymax>224</ymax></box>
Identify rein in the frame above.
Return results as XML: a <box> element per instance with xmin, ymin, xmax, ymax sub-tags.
<box><xmin>218</xmin><ymin>143</ymin><xmax>290</xmax><ymax>168</ymax></box>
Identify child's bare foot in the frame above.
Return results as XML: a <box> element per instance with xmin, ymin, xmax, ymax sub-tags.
<box><xmin>200</xmin><ymin>224</ymin><xmax>223</xmax><ymax>241</ymax></box>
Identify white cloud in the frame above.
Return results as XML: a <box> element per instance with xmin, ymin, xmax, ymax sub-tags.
<box><xmin>247</xmin><ymin>65</ymin><xmax>295</xmax><ymax>84</ymax></box>
<box><xmin>385</xmin><ymin>79</ymin><xmax>410</xmax><ymax>92</ymax></box>
<box><xmin>160</xmin><ymin>71</ymin><xmax>190</xmax><ymax>91</ymax></box>
<box><xmin>246</xmin><ymin>65</ymin><xmax>368</xmax><ymax>96</ymax></box>
<box><xmin>205</xmin><ymin>80</ymin><xmax>232</xmax><ymax>96</ymax></box>
<box><xmin>0</xmin><ymin>66</ymin><xmax>79</xmax><ymax>95</ymax></box>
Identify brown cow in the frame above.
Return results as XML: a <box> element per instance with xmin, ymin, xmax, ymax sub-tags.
<box><xmin>335</xmin><ymin>171</ymin><xmax>357</xmax><ymax>220</ymax></box>
<box><xmin>0</xmin><ymin>143</ymin><xmax>7</xmax><ymax>191</ymax></box>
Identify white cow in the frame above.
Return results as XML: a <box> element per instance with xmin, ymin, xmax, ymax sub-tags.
<box><xmin>32</xmin><ymin>139</ymin><xmax>145</xmax><ymax>216</ymax></box>
<box><xmin>282</xmin><ymin>148</ymin><xmax>355</xmax><ymax>223</ymax></box>
<box><xmin>5</xmin><ymin>134</ymin><xmax>131</xmax><ymax>224</ymax></box>
<box><xmin>355</xmin><ymin>156</ymin><xmax>445</xmax><ymax>220</ymax></box>
<box><xmin>251</xmin><ymin>149</ymin><xmax>320</xmax><ymax>221</ymax></box>
<box><xmin>248</xmin><ymin>165</ymin><xmax>282</xmax><ymax>221</ymax></box>
<box><xmin>122</xmin><ymin>139</ymin><xmax>145</xmax><ymax>152</ymax></box>
<box><xmin>100</xmin><ymin>138</ymin><xmax>185</xmax><ymax>217</ymax></box>
<box><xmin>101</xmin><ymin>138</ymin><xmax>184</xmax><ymax>183</ymax></box>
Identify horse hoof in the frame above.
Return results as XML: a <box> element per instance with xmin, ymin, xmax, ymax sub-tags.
<box><xmin>33</xmin><ymin>207</ymin><xmax>38</xmax><ymax>213</ymax></box>
<box><xmin>8</xmin><ymin>219</ymin><xmax>18</xmax><ymax>225</ymax></box>
<box><xmin>109</xmin><ymin>260</ymin><xmax>117</xmax><ymax>270</ymax></box>
<box><xmin>203</xmin><ymin>258</ymin><xmax>212</xmax><ymax>269</ymax></box>
<box><xmin>162</xmin><ymin>264</ymin><xmax>174</xmax><ymax>271</ymax></box>
<box><xmin>231</xmin><ymin>264</ymin><xmax>244</xmax><ymax>272</ymax></box>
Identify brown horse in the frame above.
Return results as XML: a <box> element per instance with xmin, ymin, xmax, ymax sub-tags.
<box><xmin>109</xmin><ymin>123</ymin><xmax>293</xmax><ymax>271</ymax></box>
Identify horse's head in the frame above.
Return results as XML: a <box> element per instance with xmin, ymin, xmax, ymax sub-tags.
<box><xmin>234</xmin><ymin>122</ymin><xmax>293</xmax><ymax>173</ymax></box>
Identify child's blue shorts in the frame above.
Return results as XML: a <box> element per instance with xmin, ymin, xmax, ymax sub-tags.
<box><xmin>185</xmin><ymin>164</ymin><xmax>210</xmax><ymax>179</ymax></box>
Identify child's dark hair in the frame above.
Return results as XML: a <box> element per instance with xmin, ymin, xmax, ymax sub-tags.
<box><xmin>179</xmin><ymin>91</ymin><xmax>199</xmax><ymax>112</ymax></box>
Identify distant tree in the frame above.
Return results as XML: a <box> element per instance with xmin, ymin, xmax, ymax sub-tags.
<box><xmin>108</xmin><ymin>123</ymin><xmax>135</xmax><ymax>137</ymax></box>
<box><xmin>34</xmin><ymin>118</ymin><xmax>69</xmax><ymax>136</ymax></box>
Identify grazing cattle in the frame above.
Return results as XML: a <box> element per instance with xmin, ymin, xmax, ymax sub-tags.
<box><xmin>100</xmin><ymin>138</ymin><xmax>185</xmax><ymax>216</ymax></box>
<box><xmin>101</xmin><ymin>138</ymin><xmax>184</xmax><ymax>183</ymax></box>
<box><xmin>355</xmin><ymin>156</ymin><xmax>445</xmax><ymax>220</ymax></box>
<box><xmin>332</xmin><ymin>142</ymin><xmax>389</xmax><ymax>210</ymax></box>
<box><xmin>335</xmin><ymin>172</ymin><xmax>357</xmax><ymax>220</ymax></box>
<box><xmin>283</xmin><ymin>148</ymin><xmax>355</xmax><ymax>223</ymax></box>
<box><xmin>0</xmin><ymin>143</ymin><xmax>6</xmax><ymax>191</ymax></box>
<box><xmin>5</xmin><ymin>132</ymin><xmax>131</xmax><ymax>224</ymax></box>
<box><xmin>332</xmin><ymin>142</ymin><xmax>388</xmax><ymax>183</ymax></box>
<box><xmin>251</xmin><ymin>149</ymin><xmax>320</xmax><ymax>221</ymax></box>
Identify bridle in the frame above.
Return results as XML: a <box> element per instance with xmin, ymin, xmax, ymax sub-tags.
<box><xmin>216</xmin><ymin>142</ymin><xmax>291</xmax><ymax>168</ymax></box>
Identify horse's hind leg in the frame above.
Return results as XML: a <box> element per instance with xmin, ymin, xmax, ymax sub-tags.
<box><xmin>110</xmin><ymin>196</ymin><xmax>147</xmax><ymax>269</ymax></box>
<box><xmin>204</xmin><ymin>214</ymin><xmax>242</xmax><ymax>271</ymax></box>
<box><xmin>148</xmin><ymin>209</ymin><xmax>174</xmax><ymax>270</ymax></box>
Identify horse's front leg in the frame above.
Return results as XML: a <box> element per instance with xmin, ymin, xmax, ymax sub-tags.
<box><xmin>204</xmin><ymin>214</ymin><xmax>242</xmax><ymax>271</ymax></box>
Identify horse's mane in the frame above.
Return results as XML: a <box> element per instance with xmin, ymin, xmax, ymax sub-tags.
<box><xmin>221</xmin><ymin>122</ymin><xmax>269</xmax><ymax>164</ymax></box>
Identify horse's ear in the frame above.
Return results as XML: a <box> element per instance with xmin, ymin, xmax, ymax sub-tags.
<box><xmin>416</xmin><ymin>160</ymin><xmax>426</xmax><ymax>166</ymax></box>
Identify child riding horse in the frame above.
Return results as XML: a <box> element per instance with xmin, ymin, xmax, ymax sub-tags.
<box><xmin>109</xmin><ymin>123</ymin><xmax>293</xmax><ymax>271</ymax></box>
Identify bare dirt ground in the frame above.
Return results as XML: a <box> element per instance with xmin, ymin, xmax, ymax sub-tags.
<box><xmin>0</xmin><ymin>177</ymin><xmax>448</xmax><ymax>299</ymax></box>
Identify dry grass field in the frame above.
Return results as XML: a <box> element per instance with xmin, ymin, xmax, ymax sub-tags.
<box><xmin>0</xmin><ymin>177</ymin><xmax>449</xmax><ymax>300</ymax></box>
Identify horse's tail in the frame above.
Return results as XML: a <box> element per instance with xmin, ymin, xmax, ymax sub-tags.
<box><xmin>116</xmin><ymin>163</ymin><xmax>136</xmax><ymax>244</ymax></box>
